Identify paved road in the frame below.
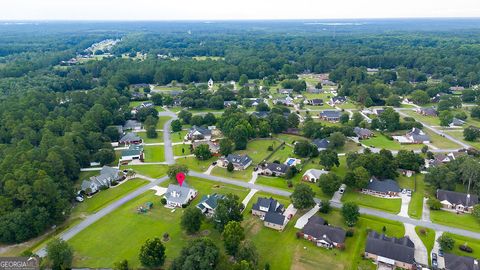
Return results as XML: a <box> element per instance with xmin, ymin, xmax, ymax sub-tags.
<box><xmin>190</xmin><ymin>171</ymin><xmax>480</xmax><ymax>239</ymax></box>
<box><xmin>405</xmin><ymin>223</ymin><xmax>429</xmax><ymax>265</ymax></box>
<box><xmin>36</xmin><ymin>176</ymin><xmax>169</xmax><ymax>257</ymax></box>
<box><xmin>159</xmin><ymin>111</ymin><xmax>178</xmax><ymax>165</ymax></box>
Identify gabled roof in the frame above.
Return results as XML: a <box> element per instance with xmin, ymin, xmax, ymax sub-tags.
<box><xmin>451</xmin><ymin>118</ymin><xmax>466</xmax><ymax>126</ymax></box>
<box><xmin>264</xmin><ymin>212</ymin><xmax>285</xmax><ymax>225</ymax></box>
<box><xmin>312</xmin><ymin>138</ymin><xmax>330</xmax><ymax>149</ymax></box>
<box><xmin>444</xmin><ymin>253</ymin><xmax>479</xmax><ymax>270</ymax></box>
<box><xmin>406</xmin><ymin>128</ymin><xmax>430</xmax><ymax>142</ymax></box>
<box><xmin>302</xmin><ymin>216</ymin><xmax>346</xmax><ymax>244</ymax></box>
<box><xmin>320</xmin><ymin>110</ymin><xmax>341</xmax><ymax>118</ymax></box>
<box><xmin>122</xmin><ymin>144</ymin><xmax>143</xmax><ymax>156</ymax></box>
<box><xmin>353</xmin><ymin>127</ymin><xmax>373</xmax><ymax>137</ymax></box>
<box><xmin>165</xmin><ymin>184</ymin><xmax>196</xmax><ymax>204</ymax></box>
<box><xmin>331</xmin><ymin>96</ymin><xmax>347</xmax><ymax>103</ymax></box>
<box><xmin>119</xmin><ymin>132</ymin><xmax>141</xmax><ymax>143</ymax></box>
<box><xmin>420</xmin><ymin>107</ymin><xmax>437</xmax><ymax>116</ymax></box>
<box><xmin>189</xmin><ymin>125</ymin><xmax>212</xmax><ymax>136</ymax></box>
<box><xmin>278</xmin><ymin>88</ymin><xmax>293</xmax><ymax>94</ymax></box>
<box><xmin>264</xmin><ymin>162</ymin><xmax>289</xmax><ymax>174</ymax></box>
<box><xmin>309</xmin><ymin>99</ymin><xmax>323</xmax><ymax>105</ymax></box>
<box><xmin>251</xmin><ymin>111</ymin><xmax>270</xmax><ymax>118</ymax></box>
<box><xmin>365</xmin><ymin>231</ymin><xmax>415</xmax><ymax>264</ymax></box>
<box><xmin>252</xmin><ymin>197</ymin><xmax>284</xmax><ymax>213</ymax></box>
<box><xmin>123</xmin><ymin>120</ymin><xmax>142</xmax><ymax>130</ymax></box>
<box><xmin>303</xmin><ymin>169</ymin><xmax>328</xmax><ymax>179</ymax></box>
<box><xmin>437</xmin><ymin>189</ymin><xmax>479</xmax><ymax>207</ymax></box>
<box><xmin>365</xmin><ymin>178</ymin><xmax>401</xmax><ymax>193</ymax></box>
<box><xmin>226</xmin><ymin>154</ymin><xmax>252</xmax><ymax>166</ymax></box>
<box><xmin>197</xmin><ymin>193</ymin><xmax>225</xmax><ymax>210</ymax></box>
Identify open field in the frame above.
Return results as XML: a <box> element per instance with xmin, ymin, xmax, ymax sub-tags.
<box><xmin>156</xmin><ymin>116</ymin><xmax>172</xmax><ymax>129</ymax></box>
<box><xmin>423</xmin><ymin>128</ymin><xmax>461</xmax><ymax>149</ymax></box>
<box><xmin>136</xmin><ymin>131</ymin><xmax>163</xmax><ymax>143</ymax></box>
<box><xmin>444</xmin><ymin>130</ymin><xmax>480</xmax><ymax>149</ymax></box>
<box><xmin>362</xmin><ymin>132</ymin><xmax>423</xmax><ymax>150</ymax></box>
<box><xmin>176</xmin><ymin>156</ymin><xmax>214</xmax><ymax>172</ymax></box>
<box><xmin>234</xmin><ymin>139</ymin><xmax>281</xmax><ymax>163</ymax></box>
<box><xmin>171</xmin><ymin>130</ymin><xmax>188</xmax><ymax>143</ymax></box>
<box><xmin>143</xmin><ymin>145</ymin><xmax>165</xmax><ymax>162</ymax></box>
<box><xmin>173</xmin><ymin>143</ymin><xmax>191</xmax><ymax>156</ymax></box>
<box><xmin>430</xmin><ymin>210</ymin><xmax>480</xmax><ymax>233</ymax></box>
<box><xmin>274</xmin><ymin>134</ymin><xmax>310</xmax><ymax>144</ymax></box>
<box><xmin>210</xmin><ymin>166</ymin><xmax>254</xmax><ymax>182</ymax></box>
<box><xmin>341</xmin><ymin>191</ymin><xmax>401</xmax><ymax>214</ymax></box>
<box><xmin>266</xmin><ymin>144</ymin><xmax>295</xmax><ymax>163</ymax></box>
<box><xmin>121</xmin><ymin>164</ymin><xmax>169</xmax><ymax>178</ymax></box>
<box><xmin>402</xmin><ymin>110</ymin><xmax>441</xmax><ymax>126</ymax></box>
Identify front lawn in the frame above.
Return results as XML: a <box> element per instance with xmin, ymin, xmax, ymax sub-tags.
<box><xmin>423</xmin><ymin>128</ymin><xmax>461</xmax><ymax>149</ymax></box>
<box><xmin>341</xmin><ymin>191</ymin><xmax>401</xmax><ymax>214</ymax></box>
<box><xmin>156</xmin><ymin>116</ymin><xmax>172</xmax><ymax>129</ymax></box>
<box><xmin>430</xmin><ymin>210</ymin><xmax>480</xmax><ymax>233</ymax></box>
<box><xmin>362</xmin><ymin>133</ymin><xmax>422</xmax><ymax>150</ymax></box>
<box><xmin>143</xmin><ymin>145</ymin><xmax>165</xmax><ymax>162</ymax></box>
<box><xmin>121</xmin><ymin>164</ymin><xmax>169</xmax><ymax>178</ymax></box>
<box><xmin>415</xmin><ymin>227</ymin><xmax>435</xmax><ymax>263</ymax></box>
<box><xmin>444</xmin><ymin>130</ymin><xmax>480</xmax><ymax>149</ymax></box>
<box><xmin>171</xmin><ymin>130</ymin><xmax>188</xmax><ymax>143</ymax></box>
<box><xmin>136</xmin><ymin>131</ymin><xmax>163</xmax><ymax>143</ymax></box>
<box><xmin>408</xmin><ymin>175</ymin><xmax>426</xmax><ymax>219</ymax></box>
<box><xmin>176</xmin><ymin>156</ymin><xmax>214</xmax><ymax>172</ymax></box>
<box><xmin>444</xmin><ymin>232</ymin><xmax>480</xmax><ymax>258</ymax></box>
<box><xmin>173</xmin><ymin>143</ymin><xmax>191</xmax><ymax>156</ymax></box>
<box><xmin>210</xmin><ymin>166</ymin><xmax>253</xmax><ymax>182</ymax></box>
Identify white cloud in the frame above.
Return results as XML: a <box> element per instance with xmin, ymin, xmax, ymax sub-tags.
<box><xmin>2</xmin><ymin>0</ymin><xmax>480</xmax><ymax>20</ymax></box>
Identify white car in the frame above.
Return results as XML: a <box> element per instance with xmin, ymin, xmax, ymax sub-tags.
<box><xmin>75</xmin><ymin>196</ymin><xmax>84</xmax><ymax>202</ymax></box>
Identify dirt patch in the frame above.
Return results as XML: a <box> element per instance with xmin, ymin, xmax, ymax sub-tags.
<box><xmin>243</xmin><ymin>218</ymin><xmax>262</xmax><ymax>235</ymax></box>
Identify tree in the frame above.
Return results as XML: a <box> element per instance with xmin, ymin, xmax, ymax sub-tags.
<box><xmin>427</xmin><ymin>198</ymin><xmax>442</xmax><ymax>210</ymax></box>
<box><xmin>167</xmin><ymin>164</ymin><xmax>189</xmax><ymax>181</ymax></box>
<box><xmin>171</xmin><ymin>119</ymin><xmax>182</xmax><ymax>132</ymax></box>
<box><xmin>239</xmin><ymin>74</ymin><xmax>249</xmax><ymax>86</ymax></box>
<box><xmin>294</xmin><ymin>140</ymin><xmax>318</xmax><ymax>158</ymax></box>
<box><xmin>439</xmin><ymin>110</ymin><xmax>453</xmax><ymax>127</ymax></box>
<box><xmin>191</xmin><ymin>115</ymin><xmax>204</xmax><ymax>126</ymax></box>
<box><xmin>219</xmin><ymin>138</ymin><xmax>235</xmax><ymax>156</ymax></box>
<box><xmin>471</xmin><ymin>106</ymin><xmax>480</xmax><ymax>119</ymax></box>
<box><xmin>151</xmin><ymin>94</ymin><xmax>163</xmax><ymax>105</ymax></box>
<box><xmin>464</xmin><ymin>126</ymin><xmax>480</xmax><ymax>141</ymax></box>
<box><xmin>378</xmin><ymin>107</ymin><xmax>400</xmax><ymax>132</ymax></box>
<box><xmin>94</xmin><ymin>148</ymin><xmax>116</xmax><ymax>166</ymax></box>
<box><xmin>236</xmin><ymin>240</ymin><xmax>259</xmax><ymax>267</ymax></box>
<box><xmin>146</xmin><ymin>125</ymin><xmax>157</xmax><ymax>138</ymax></box>
<box><xmin>139</xmin><ymin>238</ymin><xmax>166</xmax><ymax>268</ymax></box>
<box><xmin>178</xmin><ymin>110</ymin><xmax>193</xmax><ymax>124</ymax></box>
<box><xmin>46</xmin><ymin>238</ymin><xmax>73</xmax><ymax>270</ymax></box>
<box><xmin>352</xmin><ymin>112</ymin><xmax>364</xmax><ymax>126</ymax></box>
<box><xmin>223</xmin><ymin>221</ymin><xmax>245</xmax><ymax>255</ymax></box>
<box><xmin>290</xmin><ymin>183</ymin><xmax>316</xmax><ymax>209</ymax></box>
<box><xmin>318</xmin><ymin>173</ymin><xmax>342</xmax><ymax>196</ymax></box>
<box><xmin>340</xmin><ymin>113</ymin><xmax>350</xmax><ymax>124</ymax></box>
<box><xmin>437</xmin><ymin>234</ymin><xmax>455</xmax><ymax>251</ymax></box>
<box><xmin>328</xmin><ymin>132</ymin><xmax>346</xmax><ymax>148</ymax></box>
<box><xmin>170</xmin><ymin>238</ymin><xmax>219</xmax><ymax>270</ymax></box>
<box><xmin>395</xmin><ymin>150</ymin><xmax>424</xmax><ymax>171</ymax></box>
<box><xmin>386</xmin><ymin>95</ymin><xmax>401</xmax><ymax>107</ymax></box>
<box><xmin>193</xmin><ymin>144</ymin><xmax>212</xmax><ymax>160</ymax></box>
<box><xmin>319</xmin><ymin>199</ymin><xmax>331</xmax><ymax>214</ymax></box>
<box><xmin>342</xmin><ymin>202</ymin><xmax>360</xmax><ymax>227</ymax></box>
<box><xmin>203</xmin><ymin>113</ymin><xmax>217</xmax><ymax>126</ymax></box>
<box><xmin>113</xmin><ymin>260</ymin><xmax>129</xmax><ymax>270</ymax></box>
<box><xmin>287</xmin><ymin>113</ymin><xmax>300</xmax><ymax>128</ymax></box>
<box><xmin>472</xmin><ymin>205</ymin><xmax>480</xmax><ymax>222</ymax></box>
<box><xmin>181</xmin><ymin>207</ymin><xmax>203</xmax><ymax>234</ymax></box>
<box><xmin>105</xmin><ymin>126</ymin><xmax>121</xmax><ymax>141</ymax></box>
<box><xmin>411</xmin><ymin>90</ymin><xmax>430</xmax><ymax>105</ymax></box>
<box><xmin>227</xmin><ymin>162</ymin><xmax>234</xmax><ymax>172</ymax></box>
<box><xmin>213</xmin><ymin>193</ymin><xmax>244</xmax><ymax>231</ymax></box>
<box><xmin>318</xmin><ymin>149</ymin><xmax>340</xmax><ymax>170</ymax></box>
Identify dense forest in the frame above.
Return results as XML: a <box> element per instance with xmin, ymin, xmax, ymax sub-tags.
<box><xmin>1</xmin><ymin>19</ymin><xmax>480</xmax><ymax>243</ymax></box>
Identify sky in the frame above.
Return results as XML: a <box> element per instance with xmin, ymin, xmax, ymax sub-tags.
<box><xmin>2</xmin><ymin>0</ymin><xmax>480</xmax><ymax>21</ymax></box>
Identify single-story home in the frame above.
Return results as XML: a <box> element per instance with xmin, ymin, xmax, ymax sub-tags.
<box><xmin>274</xmin><ymin>97</ymin><xmax>294</xmax><ymax>106</ymax></box>
<box><xmin>312</xmin><ymin>138</ymin><xmax>330</xmax><ymax>151</ymax></box>
<box><xmin>196</xmin><ymin>193</ymin><xmax>225</xmax><ymax>217</ymax></box>
<box><xmin>436</xmin><ymin>189</ymin><xmax>479</xmax><ymax>213</ymax></box>
<box><xmin>416</xmin><ymin>107</ymin><xmax>437</xmax><ymax>116</ymax></box>
<box><xmin>185</xmin><ymin>125</ymin><xmax>212</xmax><ymax>141</ymax></box>
<box><xmin>353</xmin><ymin>127</ymin><xmax>373</xmax><ymax>139</ymax></box>
<box><xmin>372</xmin><ymin>108</ymin><xmax>384</xmax><ymax>116</ymax></box>
<box><xmin>123</xmin><ymin>120</ymin><xmax>142</xmax><ymax>131</ymax></box>
<box><xmin>427</xmin><ymin>151</ymin><xmax>466</xmax><ymax>167</ymax></box>
<box><xmin>298</xmin><ymin>216</ymin><xmax>346</xmax><ymax>249</ymax></box>
<box><xmin>278</xmin><ymin>88</ymin><xmax>293</xmax><ymax>95</ymax></box>
<box><xmin>449</xmin><ymin>86</ymin><xmax>465</xmax><ymax>92</ymax></box>
<box><xmin>251</xmin><ymin>111</ymin><xmax>270</xmax><ymax>118</ymax></box>
<box><xmin>131</xmin><ymin>101</ymin><xmax>154</xmax><ymax>114</ymax></box>
<box><xmin>394</xmin><ymin>128</ymin><xmax>430</xmax><ymax>144</ymax></box>
<box><xmin>450</xmin><ymin>118</ymin><xmax>465</xmax><ymax>127</ymax></box>
<box><xmin>164</xmin><ymin>184</ymin><xmax>198</xmax><ymax>208</ymax></box>
<box><xmin>302</xmin><ymin>169</ymin><xmax>328</xmax><ymax>183</ymax></box>
<box><xmin>120</xmin><ymin>144</ymin><xmax>144</xmax><ymax>162</ymax></box>
<box><xmin>192</xmin><ymin>140</ymin><xmax>220</xmax><ymax>155</ymax></box>
<box><xmin>260</xmin><ymin>162</ymin><xmax>290</xmax><ymax>177</ymax></box>
<box><xmin>224</xmin><ymin>101</ymin><xmax>238</xmax><ymax>107</ymax></box>
<box><xmin>319</xmin><ymin>110</ymin><xmax>341</xmax><ymax>122</ymax></box>
<box><xmin>308</xmin><ymin>99</ymin><xmax>323</xmax><ymax>106</ymax></box>
<box><xmin>329</xmin><ymin>96</ymin><xmax>347</xmax><ymax>105</ymax></box>
<box><xmin>217</xmin><ymin>154</ymin><xmax>252</xmax><ymax>170</ymax></box>
<box><xmin>119</xmin><ymin>132</ymin><xmax>142</xmax><ymax>145</ymax></box>
<box><xmin>444</xmin><ymin>253</ymin><xmax>479</xmax><ymax>270</ymax></box>
<box><xmin>362</xmin><ymin>178</ymin><xmax>401</xmax><ymax>197</ymax></box>
<box><xmin>365</xmin><ymin>231</ymin><xmax>416</xmax><ymax>270</ymax></box>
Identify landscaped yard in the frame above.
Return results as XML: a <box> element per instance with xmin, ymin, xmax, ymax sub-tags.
<box><xmin>430</xmin><ymin>210</ymin><xmax>480</xmax><ymax>233</ymax></box>
<box><xmin>175</xmin><ymin>156</ymin><xmax>214</xmax><ymax>172</ymax></box>
<box><xmin>121</xmin><ymin>164</ymin><xmax>169</xmax><ymax>178</ymax></box>
<box><xmin>234</xmin><ymin>139</ymin><xmax>281</xmax><ymax>163</ymax></box>
<box><xmin>210</xmin><ymin>166</ymin><xmax>254</xmax><ymax>182</ymax></box>
<box><xmin>156</xmin><ymin>116</ymin><xmax>172</xmax><ymax>129</ymax></box>
<box><xmin>173</xmin><ymin>143</ymin><xmax>191</xmax><ymax>156</ymax></box>
<box><xmin>444</xmin><ymin>130</ymin><xmax>480</xmax><ymax>149</ymax></box>
<box><xmin>136</xmin><ymin>131</ymin><xmax>163</xmax><ymax>143</ymax></box>
<box><xmin>415</xmin><ymin>227</ymin><xmax>435</xmax><ymax>263</ymax></box>
<box><xmin>444</xmin><ymin>232</ymin><xmax>480</xmax><ymax>258</ymax></box>
<box><xmin>341</xmin><ymin>191</ymin><xmax>401</xmax><ymax>214</ymax></box>
<box><xmin>423</xmin><ymin>128</ymin><xmax>461</xmax><ymax>149</ymax></box>
<box><xmin>266</xmin><ymin>144</ymin><xmax>295</xmax><ymax>163</ymax></box>
<box><xmin>407</xmin><ymin>174</ymin><xmax>426</xmax><ymax>219</ymax></box>
<box><xmin>171</xmin><ymin>130</ymin><xmax>188</xmax><ymax>143</ymax></box>
<box><xmin>143</xmin><ymin>145</ymin><xmax>165</xmax><ymax>162</ymax></box>
<box><xmin>68</xmin><ymin>177</ymin><xmax>249</xmax><ymax>269</ymax></box>
<box><xmin>362</xmin><ymin>132</ymin><xmax>423</xmax><ymax>150</ymax></box>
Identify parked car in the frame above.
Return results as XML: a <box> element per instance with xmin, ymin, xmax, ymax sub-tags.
<box><xmin>432</xmin><ymin>253</ymin><xmax>437</xmax><ymax>260</ymax></box>
<box><xmin>432</xmin><ymin>258</ymin><xmax>438</xmax><ymax>269</ymax></box>
<box><xmin>75</xmin><ymin>196</ymin><xmax>84</xmax><ymax>202</ymax></box>
<box><xmin>438</xmin><ymin>249</ymin><xmax>444</xmax><ymax>257</ymax></box>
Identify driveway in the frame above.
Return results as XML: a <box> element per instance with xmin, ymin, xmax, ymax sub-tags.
<box><xmin>331</xmin><ymin>190</ymin><xmax>343</xmax><ymax>203</ymax></box>
<box><xmin>422</xmin><ymin>197</ymin><xmax>431</xmax><ymax>222</ymax></box>
<box><xmin>241</xmin><ymin>189</ymin><xmax>258</xmax><ymax>210</ymax></box>
<box><xmin>398</xmin><ymin>193</ymin><xmax>411</xmax><ymax>218</ymax></box>
<box><xmin>404</xmin><ymin>223</ymin><xmax>428</xmax><ymax>266</ymax></box>
<box><xmin>294</xmin><ymin>204</ymin><xmax>319</xmax><ymax>229</ymax></box>
<box><xmin>432</xmin><ymin>231</ymin><xmax>445</xmax><ymax>269</ymax></box>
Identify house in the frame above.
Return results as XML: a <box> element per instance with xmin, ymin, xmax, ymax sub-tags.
<box><xmin>224</xmin><ymin>101</ymin><xmax>238</xmax><ymax>107</ymax></box>
<box><xmin>353</xmin><ymin>127</ymin><xmax>373</xmax><ymax>139</ymax></box>
<box><xmin>307</xmin><ymin>88</ymin><xmax>323</xmax><ymax>94</ymax></box>
<box><xmin>131</xmin><ymin>102</ymin><xmax>154</xmax><ymax>114</ymax></box>
<box><xmin>164</xmin><ymin>184</ymin><xmax>198</xmax><ymax>208</ymax></box>
<box><xmin>394</xmin><ymin>128</ymin><xmax>430</xmax><ymax>144</ymax></box>
<box><xmin>120</xmin><ymin>144</ymin><xmax>144</xmax><ymax>162</ymax></box>
<box><xmin>196</xmin><ymin>193</ymin><xmax>225</xmax><ymax>217</ymax></box>
<box><xmin>123</xmin><ymin>120</ymin><xmax>142</xmax><ymax>131</ymax></box>
<box><xmin>444</xmin><ymin>253</ymin><xmax>479</xmax><ymax>270</ymax></box>
<box><xmin>252</xmin><ymin>197</ymin><xmax>287</xmax><ymax>231</ymax></box>
<box><xmin>329</xmin><ymin>96</ymin><xmax>347</xmax><ymax>105</ymax></box>
<box><xmin>217</xmin><ymin>154</ymin><xmax>252</xmax><ymax>170</ymax></box>
<box><xmin>245</xmin><ymin>98</ymin><xmax>265</xmax><ymax>106</ymax></box>
<box><xmin>431</xmin><ymin>93</ymin><xmax>447</xmax><ymax>103</ymax></box>
<box><xmin>81</xmin><ymin>166</ymin><xmax>125</xmax><ymax>195</ymax></box>
<box><xmin>436</xmin><ymin>189</ymin><xmax>479</xmax><ymax>213</ymax></box>
<box><xmin>364</xmin><ymin>231</ymin><xmax>415</xmax><ymax>270</ymax></box>
<box><xmin>449</xmin><ymin>86</ymin><xmax>465</xmax><ymax>92</ymax></box>
<box><xmin>450</xmin><ymin>118</ymin><xmax>465</xmax><ymax>127</ymax></box>
<box><xmin>362</xmin><ymin>178</ymin><xmax>401</xmax><ymax>197</ymax></box>
<box><xmin>322</xmin><ymin>79</ymin><xmax>336</xmax><ymax>86</ymax></box>
<box><xmin>298</xmin><ymin>216</ymin><xmax>346</xmax><ymax>249</ymax></box>
<box><xmin>416</xmin><ymin>107</ymin><xmax>437</xmax><ymax>116</ymax></box>
<box><xmin>319</xmin><ymin>110</ymin><xmax>341</xmax><ymax>122</ymax></box>
<box><xmin>185</xmin><ymin>125</ymin><xmax>212</xmax><ymax>141</ymax></box>
<box><xmin>130</xmin><ymin>92</ymin><xmax>146</xmax><ymax>100</ymax></box>
<box><xmin>192</xmin><ymin>141</ymin><xmax>220</xmax><ymax>155</ymax></box>
<box><xmin>302</xmin><ymin>169</ymin><xmax>328</xmax><ymax>183</ymax></box>
<box><xmin>274</xmin><ymin>97</ymin><xmax>294</xmax><ymax>106</ymax></box>
<box><xmin>372</xmin><ymin>108</ymin><xmax>384</xmax><ymax>116</ymax></box>
<box><xmin>427</xmin><ymin>151</ymin><xmax>466</xmax><ymax>167</ymax></box>
<box><xmin>312</xmin><ymin>138</ymin><xmax>330</xmax><ymax>151</ymax></box>
<box><xmin>251</xmin><ymin>111</ymin><xmax>270</xmax><ymax>118</ymax></box>
<box><xmin>119</xmin><ymin>132</ymin><xmax>142</xmax><ymax>145</ymax></box>
<box><xmin>367</xmin><ymin>68</ymin><xmax>380</xmax><ymax>73</ymax></box>
<box><xmin>260</xmin><ymin>162</ymin><xmax>290</xmax><ymax>177</ymax></box>
<box><xmin>278</xmin><ymin>88</ymin><xmax>293</xmax><ymax>95</ymax></box>
<box><xmin>307</xmin><ymin>99</ymin><xmax>323</xmax><ymax>106</ymax></box>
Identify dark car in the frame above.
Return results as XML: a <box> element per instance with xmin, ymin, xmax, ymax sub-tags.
<box><xmin>438</xmin><ymin>249</ymin><xmax>444</xmax><ymax>257</ymax></box>
<box><xmin>432</xmin><ymin>253</ymin><xmax>437</xmax><ymax>260</ymax></box>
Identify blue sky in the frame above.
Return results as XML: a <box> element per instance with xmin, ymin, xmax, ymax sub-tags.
<box><xmin>2</xmin><ymin>0</ymin><xmax>480</xmax><ymax>20</ymax></box>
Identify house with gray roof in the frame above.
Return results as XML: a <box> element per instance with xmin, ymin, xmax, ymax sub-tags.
<box><xmin>397</xmin><ymin>128</ymin><xmax>430</xmax><ymax>144</ymax></box>
<box><xmin>437</xmin><ymin>189</ymin><xmax>479</xmax><ymax>213</ymax></box>
<box><xmin>196</xmin><ymin>193</ymin><xmax>225</xmax><ymax>217</ymax></box>
<box><xmin>120</xmin><ymin>144</ymin><xmax>144</xmax><ymax>162</ymax></box>
<box><xmin>185</xmin><ymin>125</ymin><xmax>212</xmax><ymax>141</ymax></box>
<box><xmin>299</xmin><ymin>216</ymin><xmax>346</xmax><ymax>249</ymax></box>
<box><xmin>353</xmin><ymin>127</ymin><xmax>373</xmax><ymax>139</ymax></box>
<box><xmin>444</xmin><ymin>253</ymin><xmax>479</xmax><ymax>270</ymax></box>
<box><xmin>307</xmin><ymin>99</ymin><xmax>323</xmax><ymax>106</ymax></box>
<box><xmin>450</xmin><ymin>118</ymin><xmax>466</xmax><ymax>127</ymax></box>
<box><xmin>81</xmin><ymin>166</ymin><xmax>125</xmax><ymax>195</ymax></box>
<box><xmin>329</xmin><ymin>96</ymin><xmax>347</xmax><ymax>105</ymax></box>
<box><xmin>416</xmin><ymin>107</ymin><xmax>438</xmax><ymax>116</ymax></box>
<box><xmin>278</xmin><ymin>88</ymin><xmax>293</xmax><ymax>95</ymax></box>
<box><xmin>123</xmin><ymin>120</ymin><xmax>142</xmax><ymax>131</ymax></box>
<box><xmin>365</xmin><ymin>231</ymin><xmax>415</xmax><ymax>270</ymax></box>
<box><xmin>362</xmin><ymin>178</ymin><xmax>401</xmax><ymax>197</ymax></box>
<box><xmin>260</xmin><ymin>162</ymin><xmax>290</xmax><ymax>177</ymax></box>
<box><xmin>319</xmin><ymin>110</ymin><xmax>341</xmax><ymax>122</ymax></box>
<box><xmin>312</xmin><ymin>138</ymin><xmax>330</xmax><ymax>151</ymax></box>
<box><xmin>218</xmin><ymin>154</ymin><xmax>252</xmax><ymax>170</ymax></box>
<box><xmin>223</xmin><ymin>100</ymin><xmax>238</xmax><ymax>107</ymax></box>
<box><xmin>192</xmin><ymin>141</ymin><xmax>220</xmax><ymax>155</ymax></box>
<box><xmin>302</xmin><ymin>169</ymin><xmax>328</xmax><ymax>183</ymax></box>
<box><xmin>252</xmin><ymin>197</ymin><xmax>287</xmax><ymax>231</ymax></box>
<box><xmin>251</xmin><ymin>111</ymin><xmax>270</xmax><ymax>118</ymax></box>
<box><xmin>164</xmin><ymin>184</ymin><xmax>198</xmax><ymax>208</ymax></box>
<box><xmin>119</xmin><ymin>132</ymin><xmax>142</xmax><ymax>145</ymax></box>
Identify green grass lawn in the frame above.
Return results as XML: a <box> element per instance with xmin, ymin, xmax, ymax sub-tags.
<box><xmin>423</xmin><ymin>128</ymin><xmax>461</xmax><ymax>149</ymax></box>
<box><xmin>403</xmin><ymin>110</ymin><xmax>441</xmax><ymax>126</ymax></box>
<box><xmin>416</xmin><ymin>227</ymin><xmax>435</xmax><ymax>263</ymax></box>
<box><xmin>156</xmin><ymin>116</ymin><xmax>172</xmax><ymax>129</ymax></box>
<box><xmin>73</xmin><ymin>179</ymin><xmax>149</xmax><ymax>215</ymax></box>
<box><xmin>444</xmin><ymin>232</ymin><xmax>480</xmax><ymax>258</ymax></box>
<box><xmin>176</xmin><ymin>156</ymin><xmax>214</xmax><ymax>172</ymax></box>
<box><xmin>408</xmin><ymin>174</ymin><xmax>426</xmax><ymax>219</ymax></box>
<box><xmin>136</xmin><ymin>131</ymin><xmax>163</xmax><ymax>143</ymax></box>
<box><xmin>266</xmin><ymin>144</ymin><xmax>295</xmax><ymax>163</ymax></box>
<box><xmin>274</xmin><ymin>134</ymin><xmax>310</xmax><ymax>144</ymax></box>
<box><xmin>143</xmin><ymin>145</ymin><xmax>165</xmax><ymax>162</ymax></box>
<box><xmin>445</xmin><ymin>130</ymin><xmax>480</xmax><ymax>149</ymax></box>
<box><xmin>362</xmin><ymin>133</ymin><xmax>423</xmax><ymax>150</ymax></box>
<box><xmin>234</xmin><ymin>139</ymin><xmax>281</xmax><ymax>164</ymax></box>
<box><xmin>171</xmin><ymin>130</ymin><xmax>188</xmax><ymax>143</ymax></box>
<box><xmin>173</xmin><ymin>143</ymin><xmax>192</xmax><ymax>156</ymax></box>
<box><xmin>430</xmin><ymin>210</ymin><xmax>480</xmax><ymax>233</ymax></box>
<box><xmin>336</xmin><ymin>140</ymin><xmax>363</xmax><ymax>153</ymax></box>
<box><xmin>121</xmin><ymin>164</ymin><xmax>169</xmax><ymax>178</ymax></box>
<box><xmin>329</xmin><ymin>155</ymin><xmax>348</xmax><ymax>178</ymax></box>
<box><xmin>68</xmin><ymin>176</ymin><xmax>249</xmax><ymax>269</ymax></box>
<box><xmin>397</xmin><ymin>174</ymin><xmax>415</xmax><ymax>190</ymax></box>
<box><xmin>210</xmin><ymin>166</ymin><xmax>254</xmax><ymax>182</ymax></box>
<box><xmin>341</xmin><ymin>191</ymin><xmax>401</xmax><ymax>214</ymax></box>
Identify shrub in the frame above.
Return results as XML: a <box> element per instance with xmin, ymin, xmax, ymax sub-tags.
<box><xmin>287</xmin><ymin>180</ymin><xmax>293</xmax><ymax>188</ymax></box>
<box><xmin>99</xmin><ymin>185</ymin><xmax>109</xmax><ymax>191</ymax></box>
<box><xmin>267</xmin><ymin>145</ymin><xmax>274</xmax><ymax>151</ymax></box>
<box><xmin>419</xmin><ymin>228</ymin><xmax>426</xmax><ymax>235</ymax></box>
<box><xmin>346</xmin><ymin>229</ymin><xmax>355</xmax><ymax>237</ymax></box>
<box><xmin>160</xmin><ymin>198</ymin><xmax>167</xmax><ymax>205</ymax></box>
<box><xmin>460</xmin><ymin>244</ymin><xmax>473</xmax><ymax>253</ymax></box>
